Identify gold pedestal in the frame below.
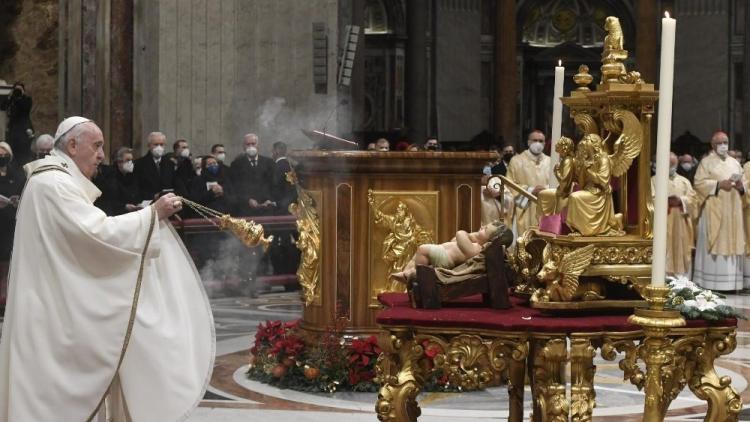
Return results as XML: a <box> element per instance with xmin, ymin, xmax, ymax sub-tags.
<box><xmin>628</xmin><ymin>286</ymin><xmax>686</xmax><ymax>421</ymax></box>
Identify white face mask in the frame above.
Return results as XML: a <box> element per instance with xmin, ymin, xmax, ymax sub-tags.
<box><xmin>180</xmin><ymin>148</ymin><xmax>190</xmax><ymax>158</ymax></box>
<box><xmin>216</xmin><ymin>153</ymin><xmax>226</xmax><ymax>162</ymax></box>
<box><xmin>121</xmin><ymin>160</ymin><xmax>134</xmax><ymax>174</ymax></box>
<box><xmin>669</xmin><ymin>166</ymin><xmax>677</xmax><ymax>177</ymax></box>
<box><xmin>716</xmin><ymin>144</ymin><xmax>729</xmax><ymax>156</ymax></box>
<box><xmin>246</xmin><ymin>146</ymin><xmax>258</xmax><ymax>157</ymax></box>
<box><xmin>680</xmin><ymin>162</ymin><xmax>693</xmax><ymax>172</ymax></box>
<box><xmin>529</xmin><ymin>142</ymin><xmax>544</xmax><ymax>155</ymax></box>
<box><xmin>151</xmin><ymin>145</ymin><xmax>165</xmax><ymax>158</ymax></box>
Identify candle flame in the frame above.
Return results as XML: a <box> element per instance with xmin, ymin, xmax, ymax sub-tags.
<box><xmin>558</xmin><ymin>59</ymin><xmax>562</xmax><ymax>66</ymax></box>
<box><xmin>665</xmin><ymin>11</ymin><xmax>670</xmax><ymax>18</ymax></box>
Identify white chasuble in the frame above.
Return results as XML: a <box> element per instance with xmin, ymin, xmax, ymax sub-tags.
<box><xmin>505</xmin><ymin>150</ymin><xmax>551</xmax><ymax>237</ymax></box>
<box><xmin>693</xmin><ymin>152</ymin><xmax>747</xmax><ymax>290</ymax></box>
<box><xmin>650</xmin><ymin>174</ymin><xmax>697</xmax><ymax>276</ymax></box>
<box><xmin>0</xmin><ymin>152</ymin><xmax>214</xmax><ymax>421</ymax></box>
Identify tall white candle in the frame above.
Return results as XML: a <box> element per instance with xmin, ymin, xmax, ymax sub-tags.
<box><xmin>652</xmin><ymin>12</ymin><xmax>676</xmax><ymax>287</ymax></box>
<box><xmin>549</xmin><ymin>60</ymin><xmax>564</xmax><ymax>188</ymax></box>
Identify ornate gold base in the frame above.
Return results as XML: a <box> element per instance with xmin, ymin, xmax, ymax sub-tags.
<box><xmin>532</xmin><ymin>298</ymin><xmax>645</xmax><ymax>311</ymax></box>
<box><xmin>375</xmin><ymin>324</ymin><xmax>741</xmax><ymax>422</ymax></box>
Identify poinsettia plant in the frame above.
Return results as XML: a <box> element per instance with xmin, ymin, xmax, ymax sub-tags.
<box><xmin>247</xmin><ymin>318</ymin><xmax>453</xmax><ymax>393</ymax></box>
<box><xmin>665</xmin><ymin>276</ymin><xmax>746</xmax><ymax>321</ymax></box>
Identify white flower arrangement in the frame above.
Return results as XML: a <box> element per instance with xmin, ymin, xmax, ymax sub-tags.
<box><xmin>665</xmin><ymin>276</ymin><xmax>744</xmax><ymax>321</ymax></box>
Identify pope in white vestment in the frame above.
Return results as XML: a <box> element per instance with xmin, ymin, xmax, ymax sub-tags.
<box><xmin>693</xmin><ymin>132</ymin><xmax>748</xmax><ymax>291</ymax></box>
<box><xmin>0</xmin><ymin>117</ymin><xmax>215</xmax><ymax>421</ymax></box>
<box><xmin>505</xmin><ymin>131</ymin><xmax>551</xmax><ymax>238</ymax></box>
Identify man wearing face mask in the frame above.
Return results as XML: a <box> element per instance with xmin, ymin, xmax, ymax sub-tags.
<box><xmin>651</xmin><ymin>152</ymin><xmax>698</xmax><ymax>278</ymax></box>
<box><xmin>93</xmin><ymin>147</ymin><xmax>141</xmax><ymax>216</ymax></box>
<box><xmin>172</xmin><ymin>139</ymin><xmax>195</xmax><ymax>196</ymax></box>
<box><xmin>228</xmin><ymin>133</ymin><xmax>275</xmax><ymax>216</ymax></box>
<box><xmin>693</xmin><ymin>131</ymin><xmax>748</xmax><ymax>291</ymax></box>
<box><xmin>134</xmin><ymin>131</ymin><xmax>178</xmax><ymax>201</ymax></box>
<box><xmin>490</xmin><ymin>144</ymin><xmax>515</xmax><ymax>176</ymax></box>
<box><xmin>30</xmin><ymin>134</ymin><xmax>54</xmax><ymax>161</ymax></box>
<box><xmin>211</xmin><ymin>143</ymin><xmax>230</xmax><ymax>173</ymax></box>
<box><xmin>676</xmin><ymin>153</ymin><xmax>697</xmax><ymax>184</ymax></box>
<box><xmin>424</xmin><ymin>137</ymin><xmax>440</xmax><ymax>151</ymax></box>
<box><xmin>506</xmin><ymin>130</ymin><xmax>551</xmax><ymax>237</ymax></box>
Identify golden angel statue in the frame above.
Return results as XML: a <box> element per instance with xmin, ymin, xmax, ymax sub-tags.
<box><xmin>564</xmin><ymin>109</ymin><xmax>642</xmax><ymax>236</ymax></box>
<box><xmin>368</xmin><ymin>192</ymin><xmax>433</xmax><ymax>291</ymax></box>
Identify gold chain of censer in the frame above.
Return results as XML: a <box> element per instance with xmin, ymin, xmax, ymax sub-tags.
<box><xmin>180</xmin><ymin>198</ymin><xmax>273</xmax><ymax>251</ymax></box>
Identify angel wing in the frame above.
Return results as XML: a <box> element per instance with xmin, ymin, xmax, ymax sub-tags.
<box><xmin>558</xmin><ymin>244</ymin><xmax>596</xmax><ymax>301</ymax></box>
<box><xmin>608</xmin><ymin>109</ymin><xmax>643</xmax><ymax>177</ymax></box>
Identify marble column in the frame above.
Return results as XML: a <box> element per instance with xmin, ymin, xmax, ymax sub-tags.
<box><xmin>635</xmin><ymin>0</ymin><xmax>658</xmax><ymax>84</ymax></box>
<box><xmin>59</xmin><ymin>0</ymin><xmax>134</xmax><ymax>158</ymax></box>
<box><xmin>494</xmin><ymin>0</ymin><xmax>517</xmax><ymax>147</ymax></box>
<box><xmin>109</xmin><ymin>0</ymin><xmax>134</xmax><ymax>154</ymax></box>
<box><xmin>407</xmin><ymin>0</ymin><xmax>429</xmax><ymax>143</ymax></box>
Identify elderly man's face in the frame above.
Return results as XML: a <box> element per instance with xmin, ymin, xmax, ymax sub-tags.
<box><xmin>68</xmin><ymin>123</ymin><xmax>105</xmax><ymax>179</ymax></box>
<box><xmin>244</xmin><ymin>135</ymin><xmax>259</xmax><ymax>149</ymax></box>
<box><xmin>149</xmin><ymin>135</ymin><xmax>165</xmax><ymax>149</ymax></box>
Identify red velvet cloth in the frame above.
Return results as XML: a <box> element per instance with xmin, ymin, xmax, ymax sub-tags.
<box><xmin>377</xmin><ymin>293</ymin><xmax>736</xmax><ymax>333</ymax></box>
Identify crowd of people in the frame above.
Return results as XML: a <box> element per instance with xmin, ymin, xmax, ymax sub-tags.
<box><xmin>482</xmin><ymin>129</ymin><xmax>750</xmax><ymax>293</ymax></box>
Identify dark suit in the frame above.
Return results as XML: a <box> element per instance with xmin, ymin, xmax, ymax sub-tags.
<box><xmin>271</xmin><ymin>157</ymin><xmax>297</xmax><ymax>215</ymax></box>
<box><xmin>174</xmin><ymin>158</ymin><xmax>195</xmax><ymax>196</ymax></box>
<box><xmin>490</xmin><ymin>159</ymin><xmax>510</xmax><ymax>176</ymax></box>
<box><xmin>0</xmin><ymin>163</ymin><xmax>25</xmax><ymax>260</ymax></box>
<box><xmin>133</xmin><ymin>151</ymin><xmax>177</xmax><ymax>201</ymax></box>
<box><xmin>228</xmin><ymin>154</ymin><xmax>274</xmax><ymax>216</ymax></box>
<box><xmin>93</xmin><ymin>165</ymin><xmax>140</xmax><ymax>216</ymax></box>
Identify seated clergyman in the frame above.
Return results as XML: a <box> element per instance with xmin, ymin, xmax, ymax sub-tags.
<box><xmin>390</xmin><ymin>220</ymin><xmax>507</xmax><ymax>283</ymax></box>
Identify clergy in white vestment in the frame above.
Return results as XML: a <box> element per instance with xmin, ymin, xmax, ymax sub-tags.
<box><xmin>693</xmin><ymin>132</ymin><xmax>748</xmax><ymax>291</ymax></box>
<box><xmin>650</xmin><ymin>153</ymin><xmax>698</xmax><ymax>278</ymax></box>
<box><xmin>505</xmin><ymin>130</ymin><xmax>551</xmax><ymax>237</ymax></box>
<box><xmin>0</xmin><ymin>117</ymin><xmax>215</xmax><ymax>421</ymax></box>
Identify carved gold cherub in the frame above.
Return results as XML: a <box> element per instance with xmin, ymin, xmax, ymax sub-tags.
<box><xmin>538</xmin><ymin>136</ymin><xmax>575</xmax><ymax>216</ymax></box>
<box><xmin>533</xmin><ymin>244</ymin><xmax>599</xmax><ymax>302</ymax></box>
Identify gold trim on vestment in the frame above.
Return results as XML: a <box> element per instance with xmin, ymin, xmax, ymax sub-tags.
<box><xmin>87</xmin><ymin>206</ymin><xmax>157</xmax><ymax>421</ymax></box>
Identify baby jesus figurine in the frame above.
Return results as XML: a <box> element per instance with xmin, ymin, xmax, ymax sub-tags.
<box><xmin>390</xmin><ymin>220</ymin><xmax>506</xmax><ymax>284</ymax></box>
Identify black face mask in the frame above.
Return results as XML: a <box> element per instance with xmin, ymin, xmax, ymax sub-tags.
<box><xmin>0</xmin><ymin>156</ymin><xmax>9</xmax><ymax>167</ymax></box>
<box><xmin>425</xmin><ymin>144</ymin><xmax>438</xmax><ymax>151</ymax></box>
<box><xmin>503</xmin><ymin>153</ymin><xmax>514</xmax><ymax>162</ymax></box>
<box><xmin>37</xmin><ymin>152</ymin><xmax>49</xmax><ymax>160</ymax></box>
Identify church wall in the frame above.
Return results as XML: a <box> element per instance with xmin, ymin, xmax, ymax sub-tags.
<box><xmin>0</xmin><ymin>0</ymin><xmax>58</xmax><ymax>138</ymax></box>
<box><xmin>673</xmin><ymin>0</ymin><xmax>730</xmax><ymax>144</ymax></box>
<box><xmin>134</xmin><ymin>0</ymin><xmax>340</xmax><ymax>158</ymax></box>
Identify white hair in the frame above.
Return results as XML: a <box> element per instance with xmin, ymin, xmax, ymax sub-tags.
<box><xmin>55</xmin><ymin>123</ymin><xmax>94</xmax><ymax>151</ymax></box>
<box><xmin>33</xmin><ymin>134</ymin><xmax>54</xmax><ymax>153</ymax></box>
<box><xmin>148</xmin><ymin>131</ymin><xmax>166</xmax><ymax>145</ymax></box>
<box><xmin>244</xmin><ymin>133</ymin><xmax>258</xmax><ymax>142</ymax></box>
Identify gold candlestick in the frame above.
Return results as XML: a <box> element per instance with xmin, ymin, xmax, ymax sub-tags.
<box><xmin>628</xmin><ymin>285</ymin><xmax>685</xmax><ymax>421</ymax></box>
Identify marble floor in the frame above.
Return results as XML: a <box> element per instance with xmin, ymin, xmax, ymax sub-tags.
<box><xmin>190</xmin><ymin>288</ymin><xmax>750</xmax><ymax>421</ymax></box>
